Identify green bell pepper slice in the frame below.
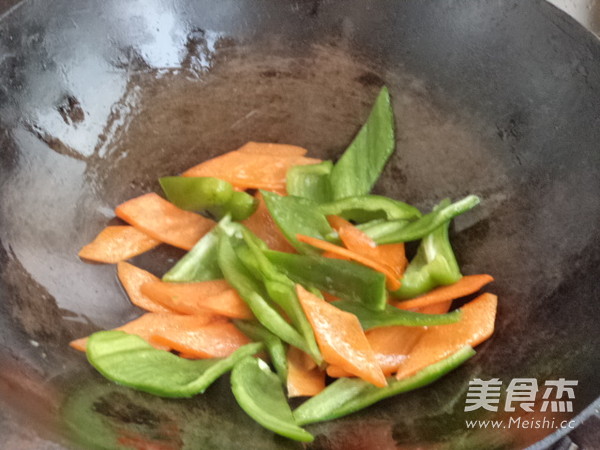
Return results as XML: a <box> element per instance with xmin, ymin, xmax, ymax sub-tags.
<box><xmin>160</xmin><ymin>176</ymin><xmax>257</xmax><ymax>220</ymax></box>
<box><xmin>286</xmin><ymin>160</ymin><xmax>333</xmax><ymax>203</ymax></box>
<box><xmin>261</xmin><ymin>190</ymin><xmax>334</xmax><ymax>254</ymax></box>
<box><xmin>162</xmin><ymin>227</ymin><xmax>222</xmax><ymax>282</ymax></box>
<box><xmin>86</xmin><ymin>330</ymin><xmax>263</xmax><ymax>398</ymax></box>
<box><xmin>217</xmin><ymin>230</ymin><xmax>307</xmax><ymax>351</ymax></box>
<box><xmin>318</xmin><ymin>195</ymin><xmax>422</xmax><ymax>223</ymax></box>
<box><xmin>293</xmin><ymin>346</ymin><xmax>476</xmax><ymax>425</ymax></box>
<box><xmin>360</xmin><ymin>195</ymin><xmax>480</xmax><ymax>244</ymax></box>
<box><xmin>392</xmin><ymin>200</ymin><xmax>463</xmax><ymax>300</ymax></box>
<box><xmin>264</xmin><ymin>250</ymin><xmax>387</xmax><ymax>311</ymax></box>
<box><xmin>332</xmin><ymin>300</ymin><xmax>462</xmax><ymax>330</ymax></box>
<box><xmin>231</xmin><ymin>356</ymin><xmax>314</xmax><ymax>442</ymax></box>
<box><xmin>329</xmin><ymin>86</ymin><xmax>395</xmax><ymax>199</ymax></box>
<box><xmin>238</xmin><ymin>228</ymin><xmax>322</xmax><ymax>364</ymax></box>
<box><xmin>234</xmin><ymin>320</ymin><xmax>288</xmax><ymax>383</ymax></box>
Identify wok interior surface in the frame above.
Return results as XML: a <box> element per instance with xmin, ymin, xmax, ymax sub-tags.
<box><xmin>1</xmin><ymin>0</ymin><xmax>599</xmax><ymax>448</ymax></box>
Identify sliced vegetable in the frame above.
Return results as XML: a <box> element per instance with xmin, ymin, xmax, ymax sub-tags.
<box><xmin>265</xmin><ymin>250</ymin><xmax>387</xmax><ymax>311</ymax></box>
<box><xmin>332</xmin><ymin>300</ymin><xmax>462</xmax><ymax>330</ymax></box>
<box><xmin>231</xmin><ymin>356</ymin><xmax>314</xmax><ymax>442</ymax></box>
<box><xmin>360</xmin><ymin>195</ymin><xmax>480</xmax><ymax>245</ymax></box>
<box><xmin>217</xmin><ymin>231</ymin><xmax>307</xmax><ymax>351</ymax></box>
<box><xmin>141</xmin><ymin>280</ymin><xmax>253</xmax><ymax>319</ymax></box>
<box><xmin>329</xmin><ymin>86</ymin><xmax>395</xmax><ymax>199</ymax></box>
<box><xmin>392</xmin><ymin>200</ymin><xmax>463</xmax><ymax>300</ymax></box>
<box><xmin>286</xmin><ymin>160</ymin><xmax>333</xmax><ymax>203</ymax></box>
<box><xmin>115</xmin><ymin>193</ymin><xmax>215</xmax><ymax>250</ymax></box>
<box><xmin>150</xmin><ymin>322</ymin><xmax>251</xmax><ymax>358</ymax></box>
<box><xmin>86</xmin><ymin>331</ymin><xmax>262</xmax><ymax>397</ymax></box>
<box><xmin>162</xmin><ymin>228</ymin><xmax>222</xmax><ymax>282</ymax></box>
<box><xmin>242</xmin><ymin>192</ymin><xmax>295</xmax><ymax>253</ymax></box>
<box><xmin>78</xmin><ymin>226</ymin><xmax>161</xmax><ymax>264</ymax></box>
<box><xmin>395</xmin><ymin>293</ymin><xmax>497</xmax><ymax>379</ymax></box>
<box><xmin>394</xmin><ymin>274</ymin><xmax>494</xmax><ymax>310</ymax></box>
<box><xmin>296</xmin><ymin>234</ymin><xmax>401</xmax><ymax>291</ymax></box>
<box><xmin>159</xmin><ymin>176</ymin><xmax>233</xmax><ymax>212</ymax></box>
<box><xmin>238</xmin><ymin>228</ymin><xmax>322</xmax><ymax>365</ymax></box>
<box><xmin>117</xmin><ymin>262</ymin><xmax>172</xmax><ymax>313</ymax></box>
<box><xmin>261</xmin><ymin>191</ymin><xmax>334</xmax><ymax>254</ymax></box>
<box><xmin>236</xmin><ymin>141</ymin><xmax>308</xmax><ymax>157</ymax></box>
<box><xmin>235</xmin><ymin>320</ymin><xmax>288</xmax><ymax>383</ymax></box>
<box><xmin>417</xmin><ymin>301</ymin><xmax>453</xmax><ymax>314</ymax></box>
<box><xmin>286</xmin><ymin>346</ymin><xmax>325</xmax><ymax>398</ymax></box>
<box><xmin>183</xmin><ymin>144</ymin><xmax>320</xmax><ymax>192</ymax></box>
<box><xmin>293</xmin><ymin>346</ymin><xmax>476</xmax><ymax>425</ymax></box>
<box><xmin>331</xmin><ymin>215</ymin><xmax>408</xmax><ymax>280</ymax></box>
<box><xmin>296</xmin><ymin>285</ymin><xmax>386</xmax><ymax>387</ymax></box>
<box><xmin>319</xmin><ymin>195</ymin><xmax>421</xmax><ymax>222</ymax></box>
<box><xmin>69</xmin><ymin>313</ymin><xmax>221</xmax><ymax>352</ymax></box>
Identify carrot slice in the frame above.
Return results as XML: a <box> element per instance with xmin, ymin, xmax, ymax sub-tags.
<box><xmin>394</xmin><ymin>274</ymin><xmax>494</xmax><ymax>311</ymax></box>
<box><xmin>115</xmin><ymin>193</ymin><xmax>215</xmax><ymax>251</ymax></box>
<box><xmin>296</xmin><ymin>284</ymin><xmax>386</xmax><ymax>387</ymax></box>
<box><xmin>150</xmin><ymin>322</ymin><xmax>251</xmax><ymax>358</ymax></box>
<box><xmin>141</xmin><ymin>280</ymin><xmax>253</xmax><ymax>319</ymax></box>
<box><xmin>78</xmin><ymin>226</ymin><xmax>161</xmax><ymax>263</ymax></box>
<box><xmin>69</xmin><ymin>313</ymin><xmax>221</xmax><ymax>352</ymax></box>
<box><xmin>329</xmin><ymin>215</ymin><xmax>407</xmax><ymax>279</ymax></box>
<box><xmin>237</xmin><ymin>141</ymin><xmax>308</xmax><ymax>157</ymax></box>
<box><xmin>182</xmin><ymin>144</ymin><xmax>320</xmax><ymax>191</ymax></box>
<box><xmin>296</xmin><ymin>234</ymin><xmax>401</xmax><ymax>291</ymax></box>
<box><xmin>327</xmin><ymin>326</ymin><xmax>426</xmax><ymax>378</ymax></box>
<box><xmin>117</xmin><ymin>262</ymin><xmax>172</xmax><ymax>313</ymax></box>
<box><xmin>286</xmin><ymin>346</ymin><xmax>325</xmax><ymax>397</ymax></box>
<box><xmin>242</xmin><ymin>192</ymin><xmax>295</xmax><ymax>253</ymax></box>
<box><xmin>416</xmin><ymin>300</ymin><xmax>453</xmax><ymax>315</ymax></box>
<box><xmin>395</xmin><ymin>293</ymin><xmax>497</xmax><ymax>379</ymax></box>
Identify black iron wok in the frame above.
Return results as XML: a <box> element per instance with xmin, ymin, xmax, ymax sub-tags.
<box><xmin>1</xmin><ymin>0</ymin><xmax>599</xmax><ymax>448</ymax></box>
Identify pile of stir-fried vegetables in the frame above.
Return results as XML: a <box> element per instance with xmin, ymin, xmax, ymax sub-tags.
<box><xmin>74</xmin><ymin>87</ymin><xmax>496</xmax><ymax>442</ymax></box>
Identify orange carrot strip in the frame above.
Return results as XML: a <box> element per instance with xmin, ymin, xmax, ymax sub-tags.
<box><xmin>182</xmin><ymin>144</ymin><xmax>320</xmax><ymax>191</ymax></box>
<box><xmin>236</xmin><ymin>141</ymin><xmax>308</xmax><ymax>157</ymax></box>
<box><xmin>78</xmin><ymin>226</ymin><xmax>161</xmax><ymax>264</ymax></box>
<box><xmin>395</xmin><ymin>293</ymin><xmax>497</xmax><ymax>380</ymax></box>
<box><xmin>416</xmin><ymin>300</ymin><xmax>453</xmax><ymax>315</ymax></box>
<box><xmin>296</xmin><ymin>284</ymin><xmax>386</xmax><ymax>387</ymax></box>
<box><xmin>328</xmin><ymin>326</ymin><xmax>426</xmax><ymax>378</ymax></box>
<box><xmin>69</xmin><ymin>313</ymin><xmax>222</xmax><ymax>352</ymax></box>
<box><xmin>150</xmin><ymin>322</ymin><xmax>251</xmax><ymax>358</ymax></box>
<box><xmin>141</xmin><ymin>280</ymin><xmax>253</xmax><ymax>319</ymax></box>
<box><xmin>242</xmin><ymin>192</ymin><xmax>295</xmax><ymax>253</ymax></box>
<box><xmin>115</xmin><ymin>193</ymin><xmax>215</xmax><ymax>251</ymax></box>
<box><xmin>394</xmin><ymin>274</ymin><xmax>494</xmax><ymax>311</ymax></box>
<box><xmin>117</xmin><ymin>262</ymin><xmax>172</xmax><ymax>313</ymax></box>
<box><xmin>329</xmin><ymin>215</ymin><xmax>408</xmax><ymax>279</ymax></box>
<box><xmin>286</xmin><ymin>346</ymin><xmax>325</xmax><ymax>397</ymax></box>
<box><xmin>296</xmin><ymin>234</ymin><xmax>401</xmax><ymax>291</ymax></box>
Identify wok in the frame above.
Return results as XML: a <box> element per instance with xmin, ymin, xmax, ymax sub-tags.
<box><xmin>0</xmin><ymin>0</ymin><xmax>599</xmax><ymax>448</ymax></box>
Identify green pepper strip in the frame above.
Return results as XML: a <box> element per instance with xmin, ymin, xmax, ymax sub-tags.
<box><xmin>238</xmin><ymin>228</ymin><xmax>322</xmax><ymax>365</ymax></box>
<box><xmin>286</xmin><ymin>160</ymin><xmax>333</xmax><ymax>204</ymax></box>
<box><xmin>162</xmin><ymin>227</ymin><xmax>222</xmax><ymax>282</ymax></box>
<box><xmin>86</xmin><ymin>330</ymin><xmax>263</xmax><ymax>398</ymax></box>
<box><xmin>264</xmin><ymin>250</ymin><xmax>387</xmax><ymax>311</ymax></box>
<box><xmin>329</xmin><ymin>86</ymin><xmax>395</xmax><ymax>200</ymax></box>
<box><xmin>234</xmin><ymin>320</ymin><xmax>288</xmax><ymax>384</ymax></box>
<box><xmin>293</xmin><ymin>346</ymin><xmax>476</xmax><ymax>425</ymax></box>
<box><xmin>318</xmin><ymin>195</ymin><xmax>421</xmax><ymax>223</ymax></box>
<box><xmin>261</xmin><ymin>191</ymin><xmax>334</xmax><ymax>254</ymax></box>
<box><xmin>360</xmin><ymin>195</ymin><xmax>480</xmax><ymax>244</ymax></box>
<box><xmin>392</xmin><ymin>200</ymin><xmax>463</xmax><ymax>300</ymax></box>
<box><xmin>217</xmin><ymin>231</ymin><xmax>307</xmax><ymax>351</ymax></box>
<box><xmin>332</xmin><ymin>300</ymin><xmax>463</xmax><ymax>330</ymax></box>
<box><xmin>231</xmin><ymin>357</ymin><xmax>314</xmax><ymax>442</ymax></box>
<box><xmin>159</xmin><ymin>176</ymin><xmax>257</xmax><ymax>221</ymax></box>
